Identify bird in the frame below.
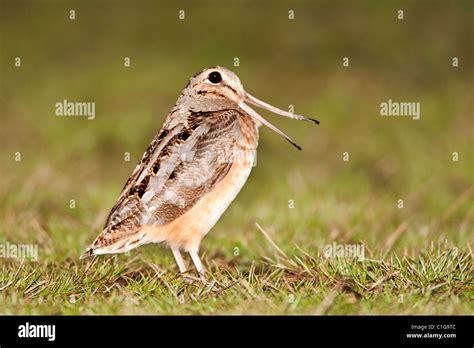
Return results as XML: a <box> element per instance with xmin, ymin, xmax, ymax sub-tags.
<box><xmin>80</xmin><ymin>66</ymin><xmax>319</xmax><ymax>274</ymax></box>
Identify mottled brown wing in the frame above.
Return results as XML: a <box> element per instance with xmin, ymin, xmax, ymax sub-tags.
<box><xmin>103</xmin><ymin>120</ymin><xmax>185</xmax><ymax>228</ymax></box>
<box><xmin>88</xmin><ymin>110</ymin><xmax>240</xmax><ymax>252</ymax></box>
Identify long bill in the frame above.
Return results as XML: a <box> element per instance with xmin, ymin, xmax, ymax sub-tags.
<box><xmin>238</xmin><ymin>92</ymin><xmax>319</xmax><ymax>151</ymax></box>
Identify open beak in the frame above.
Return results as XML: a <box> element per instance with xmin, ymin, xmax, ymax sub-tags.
<box><xmin>238</xmin><ymin>92</ymin><xmax>319</xmax><ymax>150</ymax></box>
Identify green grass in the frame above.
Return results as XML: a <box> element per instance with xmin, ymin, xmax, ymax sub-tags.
<box><xmin>0</xmin><ymin>0</ymin><xmax>473</xmax><ymax>315</ymax></box>
<box><xmin>0</xmin><ymin>239</ymin><xmax>472</xmax><ymax>315</ymax></box>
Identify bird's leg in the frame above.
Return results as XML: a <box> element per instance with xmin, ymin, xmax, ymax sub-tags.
<box><xmin>189</xmin><ymin>250</ymin><xmax>206</xmax><ymax>276</ymax></box>
<box><xmin>171</xmin><ymin>247</ymin><xmax>187</xmax><ymax>273</ymax></box>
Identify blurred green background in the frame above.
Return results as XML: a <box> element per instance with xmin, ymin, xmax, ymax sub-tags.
<box><xmin>1</xmin><ymin>0</ymin><xmax>472</xmax><ymax>265</ymax></box>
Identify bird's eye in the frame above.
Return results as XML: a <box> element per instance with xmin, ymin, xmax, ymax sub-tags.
<box><xmin>208</xmin><ymin>71</ymin><xmax>222</xmax><ymax>84</ymax></box>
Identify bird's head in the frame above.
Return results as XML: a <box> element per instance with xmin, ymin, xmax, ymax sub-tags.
<box><xmin>179</xmin><ymin>66</ymin><xmax>319</xmax><ymax>150</ymax></box>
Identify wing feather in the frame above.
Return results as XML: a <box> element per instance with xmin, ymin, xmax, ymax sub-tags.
<box><xmin>90</xmin><ymin>109</ymin><xmax>241</xmax><ymax>252</ymax></box>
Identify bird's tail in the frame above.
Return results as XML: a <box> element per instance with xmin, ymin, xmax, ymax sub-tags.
<box><xmin>79</xmin><ymin>248</ymin><xmax>94</xmax><ymax>259</ymax></box>
<box><xmin>79</xmin><ymin>227</ymin><xmax>150</xmax><ymax>260</ymax></box>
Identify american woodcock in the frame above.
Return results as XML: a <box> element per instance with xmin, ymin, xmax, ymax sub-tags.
<box><xmin>81</xmin><ymin>66</ymin><xmax>319</xmax><ymax>274</ymax></box>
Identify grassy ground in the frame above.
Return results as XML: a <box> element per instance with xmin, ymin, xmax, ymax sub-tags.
<box><xmin>0</xmin><ymin>0</ymin><xmax>473</xmax><ymax>314</ymax></box>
